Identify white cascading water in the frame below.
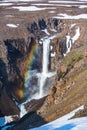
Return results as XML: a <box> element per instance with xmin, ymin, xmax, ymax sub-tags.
<box><xmin>38</xmin><ymin>38</ymin><xmax>50</xmax><ymax>98</ymax></box>
<box><xmin>42</xmin><ymin>38</ymin><xmax>50</xmax><ymax>73</ymax></box>
<box><xmin>38</xmin><ymin>36</ymin><xmax>57</xmax><ymax>98</ymax></box>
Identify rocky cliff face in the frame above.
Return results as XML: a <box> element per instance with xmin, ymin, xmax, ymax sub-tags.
<box><xmin>0</xmin><ymin>17</ymin><xmax>64</xmax><ymax>117</ymax></box>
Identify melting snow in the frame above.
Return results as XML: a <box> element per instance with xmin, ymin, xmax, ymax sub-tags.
<box><xmin>72</xmin><ymin>27</ymin><xmax>80</xmax><ymax>43</ymax></box>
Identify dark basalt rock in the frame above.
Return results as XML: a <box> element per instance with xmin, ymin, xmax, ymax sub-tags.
<box><xmin>58</xmin><ymin>38</ymin><xmax>67</xmax><ymax>55</ymax></box>
<box><xmin>24</xmin><ymin>96</ymin><xmax>47</xmax><ymax>113</ymax></box>
<box><xmin>53</xmin><ymin>18</ymin><xmax>59</xmax><ymax>29</ymax></box>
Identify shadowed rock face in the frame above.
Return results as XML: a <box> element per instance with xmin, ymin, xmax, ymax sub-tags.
<box><xmin>0</xmin><ymin>87</ymin><xmax>20</xmax><ymax>116</ymax></box>
<box><xmin>58</xmin><ymin>38</ymin><xmax>67</xmax><ymax>55</ymax></box>
<box><xmin>0</xmin><ymin>37</ymin><xmax>38</xmax><ymax>116</ymax></box>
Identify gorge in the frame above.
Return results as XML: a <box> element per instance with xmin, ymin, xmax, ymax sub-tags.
<box><xmin>0</xmin><ymin>0</ymin><xmax>87</xmax><ymax>129</ymax></box>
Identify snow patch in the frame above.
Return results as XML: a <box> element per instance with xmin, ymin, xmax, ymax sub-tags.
<box><xmin>6</xmin><ymin>24</ymin><xmax>19</xmax><ymax>28</ymax></box>
<box><xmin>50</xmin><ymin>45</ymin><xmax>53</xmax><ymax>50</ymax></box>
<box><xmin>79</xmin><ymin>5</ymin><xmax>87</xmax><ymax>8</ymax></box>
<box><xmin>54</xmin><ymin>13</ymin><xmax>87</xmax><ymax>19</ymax></box>
<box><xmin>72</xmin><ymin>27</ymin><xmax>80</xmax><ymax>43</ymax></box>
<box><xmin>0</xmin><ymin>3</ymin><xmax>13</xmax><ymax>6</ymax></box>
<box><xmin>48</xmin><ymin>0</ymin><xmax>86</xmax><ymax>4</ymax></box>
<box><xmin>2</xmin><ymin>0</ymin><xmax>42</xmax><ymax>2</ymax></box>
<box><xmin>51</xmin><ymin>52</ymin><xmax>56</xmax><ymax>57</ymax></box>
<box><xmin>5</xmin><ymin>116</ymin><xmax>13</xmax><ymax>124</ymax></box>
<box><xmin>12</xmin><ymin>6</ymin><xmax>46</xmax><ymax>11</ymax></box>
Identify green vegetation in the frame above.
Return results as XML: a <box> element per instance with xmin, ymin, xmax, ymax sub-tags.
<box><xmin>72</xmin><ymin>53</ymin><xmax>83</xmax><ymax>62</ymax></box>
<box><xmin>63</xmin><ymin>50</ymin><xmax>84</xmax><ymax>71</ymax></box>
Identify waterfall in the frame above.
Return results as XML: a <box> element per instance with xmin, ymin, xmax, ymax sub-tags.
<box><xmin>38</xmin><ymin>36</ymin><xmax>57</xmax><ymax>98</ymax></box>
<box><xmin>38</xmin><ymin>38</ymin><xmax>50</xmax><ymax>98</ymax></box>
<box><xmin>42</xmin><ymin>38</ymin><xmax>50</xmax><ymax>73</ymax></box>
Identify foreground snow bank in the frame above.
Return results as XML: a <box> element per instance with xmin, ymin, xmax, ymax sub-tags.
<box><xmin>31</xmin><ymin>106</ymin><xmax>87</xmax><ymax>130</ymax></box>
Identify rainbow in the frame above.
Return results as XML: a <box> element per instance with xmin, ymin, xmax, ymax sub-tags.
<box><xmin>17</xmin><ymin>43</ymin><xmax>39</xmax><ymax>99</ymax></box>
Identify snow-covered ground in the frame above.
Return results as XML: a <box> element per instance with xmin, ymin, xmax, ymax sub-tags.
<box><xmin>11</xmin><ymin>6</ymin><xmax>46</xmax><ymax>11</ymax></box>
<box><xmin>48</xmin><ymin>0</ymin><xmax>87</xmax><ymax>3</ymax></box>
<box><xmin>31</xmin><ymin>106</ymin><xmax>87</xmax><ymax>130</ymax></box>
<box><xmin>1</xmin><ymin>106</ymin><xmax>87</xmax><ymax>130</ymax></box>
<box><xmin>11</xmin><ymin>5</ymin><xmax>55</xmax><ymax>11</ymax></box>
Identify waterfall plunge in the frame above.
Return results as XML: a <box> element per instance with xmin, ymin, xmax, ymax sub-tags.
<box><xmin>39</xmin><ymin>38</ymin><xmax>50</xmax><ymax>98</ymax></box>
<box><xmin>38</xmin><ymin>37</ymin><xmax>56</xmax><ymax>98</ymax></box>
<box><xmin>42</xmin><ymin>38</ymin><xmax>50</xmax><ymax>74</ymax></box>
